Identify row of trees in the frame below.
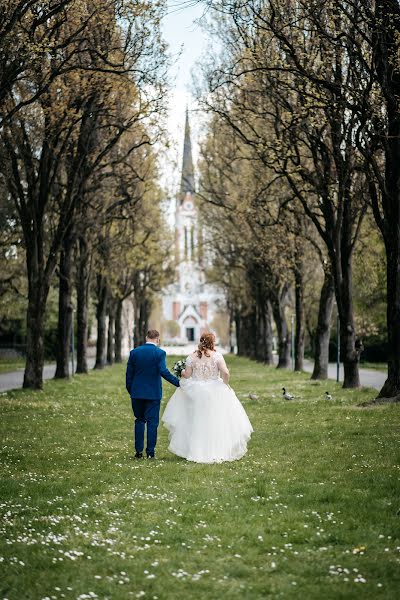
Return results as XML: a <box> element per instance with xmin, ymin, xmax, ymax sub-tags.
<box><xmin>0</xmin><ymin>0</ymin><xmax>172</xmax><ymax>389</ymax></box>
<box><xmin>196</xmin><ymin>0</ymin><xmax>399</xmax><ymax>399</ymax></box>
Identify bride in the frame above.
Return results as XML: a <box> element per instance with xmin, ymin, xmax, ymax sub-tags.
<box><xmin>162</xmin><ymin>333</ymin><xmax>253</xmax><ymax>463</ymax></box>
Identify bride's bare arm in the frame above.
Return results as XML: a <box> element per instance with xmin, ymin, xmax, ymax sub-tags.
<box><xmin>181</xmin><ymin>356</ymin><xmax>193</xmax><ymax>379</ymax></box>
<box><xmin>217</xmin><ymin>354</ymin><xmax>230</xmax><ymax>384</ymax></box>
<box><xmin>181</xmin><ymin>366</ymin><xmax>192</xmax><ymax>379</ymax></box>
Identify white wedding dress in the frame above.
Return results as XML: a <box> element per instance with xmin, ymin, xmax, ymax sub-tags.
<box><xmin>162</xmin><ymin>351</ymin><xmax>253</xmax><ymax>463</ymax></box>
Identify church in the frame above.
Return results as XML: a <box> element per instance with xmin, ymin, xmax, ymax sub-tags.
<box><xmin>161</xmin><ymin>111</ymin><xmax>224</xmax><ymax>343</ymax></box>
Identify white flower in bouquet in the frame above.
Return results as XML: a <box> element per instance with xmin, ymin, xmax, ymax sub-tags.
<box><xmin>173</xmin><ymin>359</ymin><xmax>186</xmax><ymax>378</ymax></box>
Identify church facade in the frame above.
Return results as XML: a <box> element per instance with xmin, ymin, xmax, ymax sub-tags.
<box><xmin>162</xmin><ymin>111</ymin><xmax>223</xmax><ymax>343</ymax></box>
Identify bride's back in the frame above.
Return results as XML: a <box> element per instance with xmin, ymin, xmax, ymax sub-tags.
<box><xmin>186</xmin><ymin>350</ymin><xmax>229</xmax><ymax>383</ymax></box>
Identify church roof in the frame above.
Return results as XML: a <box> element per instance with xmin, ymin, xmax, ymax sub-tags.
<box><xmin>180</xmin><ymin>108</ymin><xmax>195</xmax><ymax>197</ymax></box>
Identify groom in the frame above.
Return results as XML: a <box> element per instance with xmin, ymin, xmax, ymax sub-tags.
<box><xmin>126</xmin><ymin>329</ymin><xmax>180</xmax><ymax>459</ymax></box>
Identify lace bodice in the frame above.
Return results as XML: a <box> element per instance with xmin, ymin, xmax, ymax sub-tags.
<box><xmin>185</xmin><ymin>352</ymin><xmax>229</xmax><ymax>382</ymax></box>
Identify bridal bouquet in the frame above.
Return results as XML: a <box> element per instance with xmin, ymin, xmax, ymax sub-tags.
<box><xmin>173</xmin><ymin>359</ymin><xmax>186</xmax><ymax>378</ymax></box>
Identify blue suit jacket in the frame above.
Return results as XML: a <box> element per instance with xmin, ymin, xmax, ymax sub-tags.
<box><xmin>125</xmin><ymin>343</ymin><xmax>180</xmax><ymax>401</ymax></box>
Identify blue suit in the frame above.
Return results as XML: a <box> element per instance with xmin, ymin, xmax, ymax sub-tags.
<box><xmin>126</xmin><ymin>343</ymin><xmax>179</xmax><ymax>457</ymax></box>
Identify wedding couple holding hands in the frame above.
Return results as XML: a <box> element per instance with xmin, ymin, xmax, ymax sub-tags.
<box><xmin>125</xmin><ymin>330</ymin><xmax>253</xmax><ymax>463</ymax></box>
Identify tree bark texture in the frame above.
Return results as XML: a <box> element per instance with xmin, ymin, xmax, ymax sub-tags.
<box><xmin>133</xmin><ymin>298</ymin><xmax>151</xmax><ymax>347</ymax></box>
<box><xmin>236</xmin><ymin>310</ymin><xmax>257</xmax><ymax>359</ymax></box>
<box><xmin>311</xmin><ymin>270</ymin><xmax>335</xmax><ymax>380</ymax></box>
<box><xmin>23</xmin><ymin>289</ymin><xmax>47</xmax><ymax>389</ymax></box>
<box><xmin>253</xmin><ymin>272</ymin><xmax>274</xmax><ymax>365</ymax></box>
<box><xmin>271</xmin><ymin>292</ymin><xmax>290</xmax><ymax>369</ymax></box>
<box><xmin>107</xmin><ymin>299</ymin><xmax>115</xmax><ymax>365</ymax></box>
<box><xmin>373</xmin><ymin>0</ymin><xmax>400</xmax><ymax>398</ymax></box>
<box><xmin>22</xmin><ymin>228</ymin><xmax>54</xmax><ymax>389</ymax></box>
<box><xmin>114</xmin><ymin>299</ymin><xmax>123</xmax><ymax>363</ymax></box>
<box><xmin>259</xmin><ymin>299</ymin><xmax>274</xmax><ymax>365</ymax></box>
<box><xmin>379</xmin><ymin>223</ymin><xmax>400</xmax><ymax>397</ymax></box>
<box><xmin>94</xmin><ymin>274</ymin><xmax>108</xmax><ymax>369</ymax></box>
<box><xmin>294</xmin><ymin>255</ymin><xmax>305</xmax><ymax>371</ymax></box>
<box><xmin>55</xmin><ymin>227</ymin><xmax>75</xmax><ymax>379</ymax></box>
<box><xmin>234</xmin><ymin>311</ymin><xmax>242</xmax><ymax>356</ymax></box>
<box><xmin>331</xmin><ymin>243</ymin><xmax>362</xmax><ymax>388</ymax></box>
<box><xmin>237</xmin><ymin>262</ymin><xmax>275</xmax><ymax>363</ymax></box>
<box><xmin>76</xmin><ymin>236</ymin><xmax>92</xmax><ymax>374</ymax></box>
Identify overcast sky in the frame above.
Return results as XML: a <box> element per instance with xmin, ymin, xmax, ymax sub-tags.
<box><xmin>161</xmin><ymin>0</ymin><xmax>210</xmax><ymax>194</ymax></box>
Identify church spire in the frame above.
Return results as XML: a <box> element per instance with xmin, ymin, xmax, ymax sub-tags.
<box><xmin>180</xmin><ymin>108</ymin><xmax>195</xmax><ymax>197</ymax></box>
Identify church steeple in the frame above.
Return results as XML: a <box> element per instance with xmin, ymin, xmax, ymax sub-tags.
<box><xmin>180</xmin><ymin>108</ymin><xmax>195</xmax><ymax>197</ymax></box>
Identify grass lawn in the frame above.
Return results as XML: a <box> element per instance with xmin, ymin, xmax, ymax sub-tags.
<box><xmin>360</xmin><ymin>362</ymin><xmax>388</xmax><ymax>373</ymax></box>
<box><xmin>0</xmin><ymin>355</ymin><xmax>399</xmax><ymax>600</ymax></box>
<box><xmin>0</xmin><ymin>357</ymin><xmax>25</xmax><ymax>373</ymax></box>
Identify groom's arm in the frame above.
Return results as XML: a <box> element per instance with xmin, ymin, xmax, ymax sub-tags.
<box><xmin>159</xmin><ymin>350</ymin><xmax>180</xmax><ymax>387</ymax></box>
<box><xmin>126</xmin><ymin>350</ymin><xmax>135</xmax><ymax>394</ymax></box>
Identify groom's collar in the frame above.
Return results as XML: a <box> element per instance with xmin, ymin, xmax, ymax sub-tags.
<box><xmin>145</xmin><ymin>341</ymin><xmax>157</xmax><ymax>346</ymax></box>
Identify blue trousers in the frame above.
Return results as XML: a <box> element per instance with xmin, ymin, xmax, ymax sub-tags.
<box><xmin>131</xmin><ymin>398</ymin><xmax>161</xmax><ymax>457</ymax></box>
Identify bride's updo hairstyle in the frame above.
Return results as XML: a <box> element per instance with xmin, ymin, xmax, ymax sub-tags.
<box><xmin>197</xmin><ymin>332</ymin><xmax>216</xmax><ymax>358</ymax></box>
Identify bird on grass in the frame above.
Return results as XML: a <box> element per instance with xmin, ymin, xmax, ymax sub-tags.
<box><xmin>325</xmin><ymin>391</ymin><xmax>333</xmax><ymax>400</ymax></box>
<box><xmin>282</xmin><ymin>387</ymin><xmax>294</xmax><ymax>400</ymax></box>
<box><xmin>248</xmin><ymin>393</ymin><xmax>259</xmax><ymax>400</ymax></box>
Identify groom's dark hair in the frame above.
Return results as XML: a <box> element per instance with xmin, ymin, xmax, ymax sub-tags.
<box><xmin>147</xmin><ymin>329</ymin><xmax>160</xmax><ymax>339</ymax></box>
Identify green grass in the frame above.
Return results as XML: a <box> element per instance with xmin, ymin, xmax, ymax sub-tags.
<box><xmin>360</xmin><ymin>362</ymin><xmax>388</xmax><ymax>373</ymax></box>
<box><xmin>0</xmin><ymin>355</ymin><xmax>399</xmax><ymax>599</ymax></box>
<box><xmin>0</xmin><ymin>357</ymin><xmax>25</xmax><ymax>373</ymax></box>
<box><xmin>0</xmin><ymin>357</ymin><xmax>53</xmax><ymax>374</ymax></box>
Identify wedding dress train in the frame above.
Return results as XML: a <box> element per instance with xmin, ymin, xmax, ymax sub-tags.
<box><xmin>162</xmin><ymin>352</ymin><xmax>253</xmax><ymax>463</ymax></box>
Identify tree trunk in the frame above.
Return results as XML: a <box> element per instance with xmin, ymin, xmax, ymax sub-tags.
<box><xmin>55</xmin><ymin>227</ymin><xmax>74</xmax><ymax>378</ymax></box>
<box><xmin>228</xmin><ymin>304</ymin><xmax>235</xmax><ymax>354</ymax></box>
<box><xmin>114</xmin><ymin>298</ymin><xmax>123</xmax><ymax>363</ymax></box>
<box><xmin>334</xmin><ymin>250</ymin><xmax>362</xmax><ymax>388</ymax></box>
<box><xmin>133</xmin><ymin>298</ymin><xmax>140</xmax><ymax>348</ymax></box>
<box><xmin>264</xmin><ymin>300</ymin><xmax>274</xmax><ymax>365</ymax></box>
<box><xmin>378</xmin><ymin>239</ymin><xmax>400</xmax><ymax>396</ymax></box>
<box><xmin>248</xmin><ymin>311</ymin><xmax>257</xmax><ymax>359</ymax></box>
<box><xmin>294</xmin><ymin>257</ymin><xmax>305</xmax><ymax>371</ymax></box>
<box><xmin>272</xmin><ymin>295</ymin><xmax>290</xmax><ymax>368</ymax></box>
<box><xmin>137</xmin><ymin>298</ymin><xmax>150</xmax><ymax>347</ymax></box>
<box><xmin>132</xmin><ymin>294</ymin><xmax>153</xmax><ymax>348</ymax></box>
<box><xmin>107</xmin><ymin>298</ymin><xmax>115</xmax><ymax>365</ymax></box>
<box><xmin>373</xmin><ymin>0</ymin><xmax>400</xmax><ymax>398</ymax></box>
<box><xmin>257</xmin><ymin>299</ymin><xmax>274</xmax><ymax>365</ymax></box>
<box><xmin>76</xmin><ymin>236</ymin><xmax>91</xmax><ymax>374</ymax></box>
<box><xmin>94</xmin><ymin>275</ymin><xmax>108</xmax><ymax>369</ymax></box>
<box><xmin>140</xmin><ymin>300</ymin><xmax>149</xmax><ymax>346</ymax></box>
<box><xmin>235</xmin><ymin>311</ymin><xmax>242</xmax><ymax>355</ymax></box>
<box><xmin>311</xmin><ymin>270</ymin><xmax>335</xmax><ymax>380</ymax></box>
<box><xmin>236</xmin><ymin>310</ymin><xmax>257</xmax><ymax>359</ymax></box>
<box><xmin>246</xmin><ymin>262</ymin><xmax>272</xmax><ymax>362</ymax></box>
<box><xmin>23</xmin><ymin>290</ymin><xmax>47</xmax><ymax>389</ymax></box>
<box><xmin>23</xmin><ymin>236</ymin><xmax>53</xmax><ymax>389</ymax></box>
<box><xmin>377</xmin><ymin>167</ymin><xmax>400</xmax><ymax>397</ymax></box>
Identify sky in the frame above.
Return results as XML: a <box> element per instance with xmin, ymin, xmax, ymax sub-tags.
<box><xmin>161</xmin><ymin>0</ymin><xmax>210</xmax><ymax>194</ymax></box>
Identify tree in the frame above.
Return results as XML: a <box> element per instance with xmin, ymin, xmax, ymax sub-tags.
<box><xmin>0</xmin><ymin>0</ymin><xmax>168</xmax><ymax>388</ymax></box>
<box><xmin>0</xmin><ymin>0</ymin><xmax>74</xmax><ymax>124</ymax></box>
<box><xmin>87</xmin><ymin>151</ymin><xmax>174</xmax><ymax>365</ymax></box>
<box><xmin>198</xmin><ymin>112</ymin><xmax>302</xmax><ymax>367</ymax></box>
<box><xmin>356</xmin><ymin>0</ymin><xmax>400</xmax><ymax>399</ymax></box>
<box><xmin>199</xmin><ymin>0</ymin><xmax>369</xmax><ymax>387</ymax></box>
<box><xmin>0</xmin><ymin>191</ymin><xmax>27</xmax><ymax>342</ymax></box>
